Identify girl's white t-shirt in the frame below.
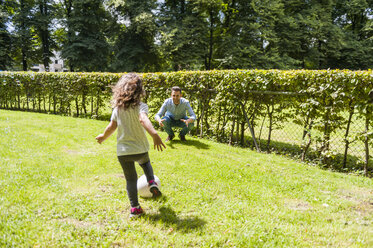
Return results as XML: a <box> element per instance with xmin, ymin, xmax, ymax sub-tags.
<box><xmin>111</xmin><ymin>102</ymin><xmax>150</xmax><ymax>156</ymax></box>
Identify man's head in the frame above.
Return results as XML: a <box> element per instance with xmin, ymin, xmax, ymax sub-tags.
<box><xmin>171</xmin><ymin>86</ymin><xmax>182</xmax><ymax>105</ymax></box>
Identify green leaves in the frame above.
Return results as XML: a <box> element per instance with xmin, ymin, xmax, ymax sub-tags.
<box><xmin>0</xmin><ymin>69</ymin><xmax>372</xmax><ymax>171</ymax></box>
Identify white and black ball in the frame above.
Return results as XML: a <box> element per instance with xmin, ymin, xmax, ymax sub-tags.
<box><xmin>137</xmin><ymin>175</ymin><xmax>161</xmax><ymax>198</ymax></box>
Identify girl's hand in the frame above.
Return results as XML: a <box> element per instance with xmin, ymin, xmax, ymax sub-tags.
<box><xmin>96</xmin><ymin>134</ymin><xmax>105</xmax><ymax>144</ymax></box>
<box><xmin>96</xmin><ymin>121</ymin><xmax>117</xmax><ymax>144</ymax></box>
<box><xmin>152</xmin><ymin>134</ymin><xmax>166</xmax><ymax>151</ymax></box>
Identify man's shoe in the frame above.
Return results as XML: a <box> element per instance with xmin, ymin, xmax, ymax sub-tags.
<box><xmin>149</xmin><ymin>180</ymin><xmax>162</xmax><ymax>198</ymax></box>
<box><xmin>130</xmin><ymin>206</ymin><xmax>144</xmax><ymax>218</ymax></box>
<box><xmin>165</xmin><ymin>135</ymin><xmax>174</xmax><ymax>142</ymax></box>
<box><xmin>179</xmin><ymin>134</ymin><xmax>186</xmax><ymax>141</ymax></box>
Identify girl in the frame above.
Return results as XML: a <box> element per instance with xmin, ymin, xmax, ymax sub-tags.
<box><xmin>96</xmin><ymin>73</ymin><xmax>166</xmax><ymax>218</ymax></box>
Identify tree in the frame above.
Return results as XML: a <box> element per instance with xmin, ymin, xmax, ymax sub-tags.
<box><xmin>158</xmin><ymin>0</ymin><xmax>222</xmax><ymax>71</ymax></box>
<box><xmin>0</xmin><ymin>0</ymin><xmax>14</xmax><ymax>70</ymax></box>
<box><xmin>33</xmin><ymin>0</ymin><xmax>54</xmax><ymax>71</ymax></box>
<box><xmin>108</xmin><ymin>0</ymin><xmax>161</xmax><ymax>72</ymax></box>
<box><xmin>215</xmin><ymin>0</ymin><xmax>258</xmax><ymax>69</ymax></box>
<box><xmin>61</xmin><ymin>0</ymin><xmax>110</xmax><ymax>71</ymax></box>
<box><xmin>331</xmin><ymin>0</ymin><xmax>373</xmax><ymax>69</ymax></box>
<box><xmin>4</xmin><ymin>0</ymin><xmax>373</xmax><ymax>71</ymax></box>
<box><xmin>275</xmin><ymin>0</ymin><xmax>313</xmax><ymax>69</ymax></box>
<box><xmin>12</xmin><ymin>0</ymin><xmax>37</xmax><ymax>71</ymax></box>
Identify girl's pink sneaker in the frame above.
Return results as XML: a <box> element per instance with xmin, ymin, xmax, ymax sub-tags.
<box><xmin>130</xmin><ymin>206</ymin><xmax>144</xmax><ymax>218</ymax></box>
<box><xmin>149</xmin><ymin>180</ymin><xmax>162</xmax><ymax>198</ymax></box>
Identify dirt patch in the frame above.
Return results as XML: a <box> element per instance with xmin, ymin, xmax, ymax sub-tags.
<box><xmin>99</xmin><ymin>183</ymin><xmax>114</xmax><ymax>193</ymax></box>
<box><xmin>351</xmin><ymin>201</ymin><xmax>373</xmax><ymax>216</ymax></box>
<box><xmin>337</xmin><ymin>188</ymin><xmax>373</xmax><ymax>203</ymax></box>
<box><xmin>285</xmin><ymin>199</ymin><xmax>312</xmax><ymax>211</ymax></box>
<box><xmin>58</xmin><ymin>217</ymin><xmax>104</xmax><ymax>229</ymax></box>
<box><xmin>63</xmin><ymin>146</ymin><xmax>96</xmax><ymax>156</ymax></box>
<box><xmin>338</xmin><ymin>187</ymin><xmax>373</xmax><ymax>218</ymax></box>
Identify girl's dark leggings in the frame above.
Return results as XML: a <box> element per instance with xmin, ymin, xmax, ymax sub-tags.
<box><xmin>117</xmin><ymin>152</ymin><xmax>155</xmax><ymax>207</ymax></box>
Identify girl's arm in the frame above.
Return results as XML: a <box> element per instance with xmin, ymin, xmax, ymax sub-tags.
<box><xmin>96</xmin><ymin>120</ymin><xmax>117</xmax><ymax>144</ymax></box>
<box><xmin>139</xmin><ymin>112</ymin><xmax>166</xmax><ymax>151</ymax></box>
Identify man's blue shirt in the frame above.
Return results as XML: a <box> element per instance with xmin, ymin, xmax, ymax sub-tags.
<box><xmin>155</xmin><ymin>98</ymin><xmax>196</xmax><ymax>121</ymax></box>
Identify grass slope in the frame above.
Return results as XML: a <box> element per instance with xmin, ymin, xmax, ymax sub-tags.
<box><xmin>0</xmin><ymin>109</ymin><xmax>372</xmax><ymax>247</ymax></box>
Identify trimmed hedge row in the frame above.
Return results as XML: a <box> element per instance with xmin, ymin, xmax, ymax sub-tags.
<box><xmin>1</xmin><ymin>70</ymin><xmax>372</xmax><ymax>174</ymax></box>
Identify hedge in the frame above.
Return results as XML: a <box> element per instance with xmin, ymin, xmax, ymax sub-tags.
<box><xmin>1</xmin><ymin>70</ymin><xmax>372</xmax><ymax>175</ymax></box>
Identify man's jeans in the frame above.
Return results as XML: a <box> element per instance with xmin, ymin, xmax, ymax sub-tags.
<box><xmin>162</xmin><ymin>114</ymin><xmax>194</xmax><ymax>137</ymax></box>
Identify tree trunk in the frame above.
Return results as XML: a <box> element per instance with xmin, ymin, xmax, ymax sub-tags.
<box><xmin>200</xmin><ymin>103</ymin><xmax>204</xmax><ymax>138</ymax></box>
<box><xmin>301</xmin><ymin>120</ymin><xmax>313</xmax><ymax>161</ymax></box>
<box><xmin>258</xmin><ymin>114</ymin><xmax>266</xmax><ymax>150</ymax></box>
<box><xmin>20</xmin><ymin>0</ymin><xmax>28</xmax><ymax>71</ymax></box>
<box><xmin>364</xmin><ymin>107</ymin><xmax>371</xmax><ymax>176</ymax></box>
<box><xmin>229</xmin><ymin>114</ymin><xmax>236</xmax><ymax>145</ymax></box>
<box><xmin>53</xmin><ymin>95</ymin><xmax>56</xmax><ymax>114</ymax></box>
<box><xmin>95</xmin><ymin>93</ymin><xmax>100</xmax><ymax>116</ymax></box>
<box><xmin>236</xmin><ymin>114</ymin><xmax>239</xmax><ymax>142</ymax></box>
<box><xmin>206</xmin><ymin>9</ymin><xmax>214</xmax><ymax>70</ymax></box>
<box><xmin>266</xmin><ymin>104</ymin><xmax>273</xmax><ymax>150</ymax></box>
<box><xmin>343</xmin><ymin>103</ymin><xmax>354</xmax><ymax>168</ymax></box>
<box><xmin>217</xmin><ymin>105</ymin><xmax>221</xmax><ymax>141</ymax></box>
<box><xmin>204</xmin><ymin>99</ymin><xmax>210</xmax><ymax>134</ymax></box>
<box><xmin>75</xmin><ymin>97</ymin><xmax>79</xmax><ymax>117</ymax></box>
<box><xmin>221</xmin><ymin>105</ymin><xmax>227</xmax><ymax>140</ymax></box>
<box><xmin>322</xmin><ymin>108</ymin><xmax>331</xmax><ymax>153</ymax></box>
<box><xmin>38</xmin><ymin>92</ymin><xmax>41</xmax><ymax>111</ymax></box>
<box><xmin>82</xmin><ymin>92</ymin><xmax>87</xmax><ymax>114</ymax></box>
<box><xmin>91</xmin><ymin>96</ymin><xmax>94</xmax><ymax>117</ymax></box>
<box><xmin>64</xmin><ymin>0</ymin><xmax>74</xmax><ymax>71</ymax></box>
<box><xmin>302</xmin><ymin>115</ymin><xmax>310</xmax><ymax>140</ymax></box>
<box><xmin>240</xmin><ymin>122</ymin><xmax>245</xmax><ymax>146</ymax></box>
<box><xmin>17</xmin><ymin>93</ymin><xmax>21</xmax><ymax>109</ymax></box>
<box><xmin>40</xmin><ymin>0</ymin><xmax>50</xmax><ymax>71</ymax></box>
<box><xmin>43</xmin><ymin>94</ymin><xmax>46</xmax><ymax>111</ymax></box>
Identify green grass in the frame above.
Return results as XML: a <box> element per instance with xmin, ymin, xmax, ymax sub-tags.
<box><xmin>0</xmin><ymin>109</ymin><xmax>372</xmax><ymax>247</ymax></box>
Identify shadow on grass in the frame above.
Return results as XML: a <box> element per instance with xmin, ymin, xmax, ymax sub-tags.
<box><xmin>167</xmin><ymin>139</ymin><xmax>210</xmax><ymax>150</ymax></box>
<box><xmin>145</xmin><ymin>206</ymin><xmax>207</xmax><ymax>233</ymax></box>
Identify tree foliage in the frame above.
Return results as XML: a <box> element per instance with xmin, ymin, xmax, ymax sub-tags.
<box><xmin>61</xmin><ymin>0</ymin><xmax>110</xmax><ymax>72</ymax></box>
<box><xmin>109</xmin><ymin>0</ymin><xmax>160</xmax><ymax>72</ymax></box>
<box><xmin>0</xmin><ymin>2</ymin><xmax>13</xmax><ymax>70</ymax></box>
<box><xmin>3</xmin><ymin>0</ymin><xmax>373</xmax><ymax>71</ymax></box>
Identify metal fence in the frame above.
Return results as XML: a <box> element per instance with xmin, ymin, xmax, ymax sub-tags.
<box><xmin>1</xmin><ymin>78</ymin><xmax>371</xmax><ymax>175</ymax></box>
<box><xmin>163</xmin><ymin>89</ymin><xmax>373</xmax><ymax>175</ymax></box>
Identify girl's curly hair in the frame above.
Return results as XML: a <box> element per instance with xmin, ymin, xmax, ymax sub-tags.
<box><xmin>111</xmin><ymin>73</ymin><xmax>145</xmax><ymax>109</ymax></box>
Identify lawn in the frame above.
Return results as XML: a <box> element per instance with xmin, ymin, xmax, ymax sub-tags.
<box><xmin>0</xmin><ymin>109</ymin><xmax>372</xmax><ymax>247</ymax></box>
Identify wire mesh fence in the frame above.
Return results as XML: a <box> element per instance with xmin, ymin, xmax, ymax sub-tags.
<box><xmin>1</xmin><ymin>70</ymin><xmax>372</xmax><ymax>175</ymax></box>
<box><xmin>177</xmin><ymin>90</ymin><xmax>373</xmax><ymax>175</ymax></box>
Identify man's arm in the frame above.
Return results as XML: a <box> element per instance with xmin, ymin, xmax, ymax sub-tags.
<box><xmin>181</xmin><ymin>101</ymin><xmax>196</xmax><ymax>126</ymax></box>
<box><xmin>96</xmin><ymin>120</ymin><xmax>117</xmax><ymax>144</ymax></box>
<box><xmin>140</xmin><ymin>112</ymin><xmax>166</xmax><ymax>151</ymax></box>
<box><xmin>154</xmin><ymin>100</ymin><xmax>168</xmax><ymax>127</ymax></box>
<box><xmin>186</xmin><ymin>102</ymin><xmax>196</xmax><ymax>121</ymax></box>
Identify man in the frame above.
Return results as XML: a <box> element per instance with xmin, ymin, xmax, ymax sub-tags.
<box><xmin>155</xmin><ymin>86</ymin><xmax>196</xmax><ymax>141</ymax></box>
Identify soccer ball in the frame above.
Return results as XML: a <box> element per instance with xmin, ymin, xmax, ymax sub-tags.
<box><xmin>137</xmin><ymin>174</ymin><xmax>161</xmax><ymax>198</ymax></box>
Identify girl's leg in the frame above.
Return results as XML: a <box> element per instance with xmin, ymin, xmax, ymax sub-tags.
<box><xmin>137</xmin><ymin>152</ymin><xmax>155</xmax><ymax>182</ymax></box>
<box><xmin>137</xmin><ymin>152</ymin><xmax>162</xmax><ymax>198</ymax></box>
<box><xmin>139</xmin><ymin>161</ymin><xmax>155</xmax><ymax>182</ymax></box>
<box><xmin>117</xmin><ymin>156</ymin><xmax>139</xmax><ymax>207</ymax></box>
